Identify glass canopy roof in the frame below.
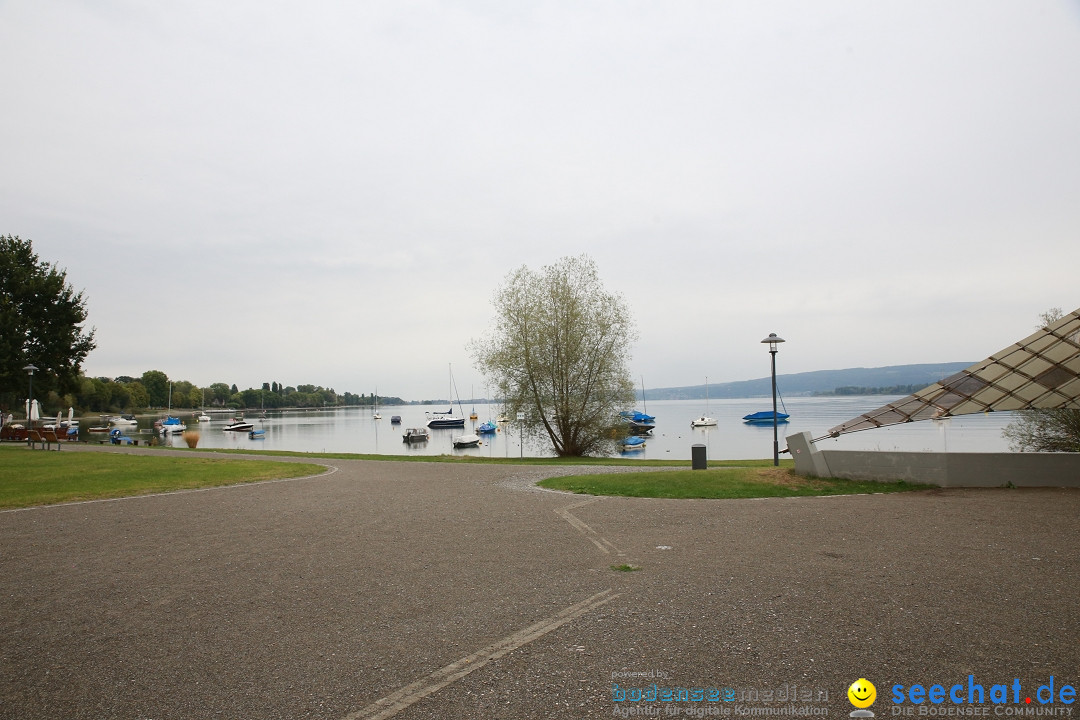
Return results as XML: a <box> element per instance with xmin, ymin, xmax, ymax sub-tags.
<box><xmin>825</xmin><ymin>307</ymin><xmax>1080</xmax><ymax>439</ymax></box>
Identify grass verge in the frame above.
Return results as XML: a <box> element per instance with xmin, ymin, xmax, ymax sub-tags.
<box><xmin>0</xmin><ymin>448</ymin><xmax>324</xmax><ymax>509</ymax></box>
<box><xmin>537</xmin><ymin>466</ymin><xmax>933</xmax><ymax>499</ymax></box>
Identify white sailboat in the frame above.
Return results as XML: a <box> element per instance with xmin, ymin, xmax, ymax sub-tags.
<box><xmin>373</xmin><ymin>388</ymin><xmax>381</xmax><ymax>420</ymax></box>
<box><xmin>691</xmin><ymin>376</ymin><xmax>718</xmax><ymax>427</ymax></box>
<box><xmin>427</xmin><ymin>365</ymin><xmax>465</xmax><ymax>429</ymax></box>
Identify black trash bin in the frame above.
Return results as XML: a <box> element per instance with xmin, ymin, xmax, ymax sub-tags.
<box><xmin>691</xmin><ymin>443</ymin><xmax>707</xmax><ymax>470</ymax></box>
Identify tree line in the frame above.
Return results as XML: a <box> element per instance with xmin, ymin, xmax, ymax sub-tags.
<box><xmin>814</xmin><ymin>384</ymin><xmax>927</xmax><ymax>396</ymax></box>
<box><xmin>67</xmin><ymin>371</ymin><xmax>402</xmax><ymax>414</ymax></box>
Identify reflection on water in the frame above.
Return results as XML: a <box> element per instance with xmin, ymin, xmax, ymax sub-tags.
<box><xmin>108</xmin><ymin>397</ymin><xmax>1014</xmax><ymax>462</ymax></box>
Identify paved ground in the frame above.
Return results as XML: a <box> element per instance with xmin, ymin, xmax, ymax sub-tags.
<box><xmin>1</xmin><ymin>446</ymin><xmax>1078</xmax><ymax>719</ymax></box>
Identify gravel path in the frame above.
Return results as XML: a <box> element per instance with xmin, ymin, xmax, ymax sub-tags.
<box><xmin>1</xmin><ymin>447</ymin><xmax>1077</xmax><ymax>718</ymax></box>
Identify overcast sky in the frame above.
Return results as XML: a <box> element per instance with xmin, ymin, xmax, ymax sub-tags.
<box><xmin>3</xmin><ymin>1</ymin><xmax>1079</xmax><ymax>401</ymax></box>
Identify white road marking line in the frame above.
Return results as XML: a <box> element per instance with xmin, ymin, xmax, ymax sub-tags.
<box><xmin>343</xmin><ymin>589</ymin><xmax>621</xmax><ymax>720</ymax></box>
<box><xmin>554</xmin><ymin>498</ymin><xmax>625</xmax><ymax>556</ymax></box>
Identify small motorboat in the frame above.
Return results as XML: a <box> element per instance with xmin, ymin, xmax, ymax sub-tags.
<box><xmin>158</xmin><ymin>416</ymin><xmax>187</xmax><ymax>434</ymax></box>
<box><xmin>627</xmin><ymin>420</ymin><xmax>654</xmax><ymax>435</ymax></box>
<box><xmin>402</xmin><ymin>427</ymin><xmax>430</xmax><ymax>443</ymax></box>
<box><xmin>223</xmin><ymin>419</ymin><xmax>254</xmax><ymax>432</ymax></box>
<box><xmin>248</xmin><ymin>429</ymin><xmax>266</xmax><ymax>439</ymax></box>
<box><xmin>390</xmin><ymin>415</ymin><xmax>402</xmax><ymax>424</ymax></box>
<box><xmin>197</xmin><ymin>413</ymin><xmax>211</xmax><ymax>422</ymax></box>
<box><xmin>621</xmin><ymin>436</ymin><xmax>646</xmax><ymax>451</ymax></box>
<box><xmin>742</xmin><ymin>411</ymin><xmax>789</xmax><ymax>425</ymax></box>
<box><xmin>477</xmin><ymin>421</ymin><xmax>497</xmax><ymax>434</ymax></box>
<box><xmin>691</xmin><ymin>416</ymin><xmax>717</xmax><ymax>427</ymax></box>
<box><xmin>453</xmin><ymin>433</ymin><xmax>480</xmax><ymax>448</ymax></box>
<box><xmin>111</xmin><ymin>414</ymin><xmax>138</xmax><ymax>426</ymax></box>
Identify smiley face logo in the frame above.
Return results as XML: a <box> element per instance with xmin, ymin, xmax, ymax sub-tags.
<box><xmin>848</xmin><ymin>678</ymin><xmax>876</xmax><ymax>709</ymax></box>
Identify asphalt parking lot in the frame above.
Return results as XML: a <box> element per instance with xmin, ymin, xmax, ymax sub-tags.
<box><xmin>2</xmin><ymin>448</ymin><xmax>1078</xmax><ymax>719</ymax></box>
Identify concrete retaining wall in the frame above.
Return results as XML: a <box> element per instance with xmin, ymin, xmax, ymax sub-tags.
<box><xmin>787</xmin><ymin>431</ymin><xmax>1080</xmax><ymax>488</ymax></box>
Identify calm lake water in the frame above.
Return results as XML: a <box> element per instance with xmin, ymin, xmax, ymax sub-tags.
<box><xmin>103</xmin><ymin>396</ymin><xmax>1015</xmax><ymax>461</ymax></box>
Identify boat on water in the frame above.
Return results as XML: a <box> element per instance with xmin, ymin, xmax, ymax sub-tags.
<box><xmin>627</xmin><ymin>420</ymin><xmax>654</xmax><ymax>435</ymax></box>
<box><xmin>742</xmin><ymin>411</ymin><xmax>789</xmax><ymax>424</ymax></box>
<box><xmin>690</xmin><ymin>376</ymin><xmax>717</xmax><ymax>427</ymax></box>
<box><xmin>402</xmin><ymin>427</ymin><xmax>430</xmax><ymax>443</ymax></box>
<box><xmin>453</xmin><ymin>433</ymin><xmax>480</xmax><ymax>448</ymax></box>
<box><xmin>390</xmin><ymin>415</ymin><xmax>402</xmax><ymax>424</ymax></box>
<box><xmin>426</xmin><ymin>409</ymin><xmax>465</xmax><ymax>428</ymax></box>
<box><xmin>223</xmin><ymin>419</ymin><xmax>254</xmax><ymax>432</ymax></box>
<box><xmin>621</xmin><ymin>410</ymin><xmax>655</xmax><ymax>423</ymax></box>
<box><xmin>477</xmin><ymin>420</ymin><xmax>497</xmax><ymax>434</ymax></box>
<box><xmin>249</xmin><ymin>429</ymin><xmax>266</xmax><ymax>439</ymax></box>
<box><xmin>427</xmin><ymin>364</ymin><xmax>467</xmax><ymax>428</ymax></box>
<box><xmin>197</xmin><ymin>413</ymin><xmax>211</xmax><ymax>422</ymax></box>
<box><xmin>111</xmin><ymin>414</ymin><xmax>138</xmax><ymax>426</ymax></box>
<box><xmin>621</xmin><ymin>436</ymin><xmax>646</xmax><ymax>451</ymax></box>
<box><xmin>158</xmin><ymin>416</ymin><xmax>186</xmax><ymax>433</ymax></box>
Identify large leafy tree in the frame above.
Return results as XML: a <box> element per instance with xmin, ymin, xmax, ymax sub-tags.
<box><xmin>470</xmin><ymin>255</ymin><xmax>637</xmax><ymax>457</ymax></box>
<box><xmin>0</xmin><ymin>235</ymin><xmax>96</xmax><ymax>407</ymax></box>
<box><xmin>140</xmin><ymin>370</ymin><xmax>169</xmax><ymax>408</ymax></box>
<box><xmin>1002</xmin><ymin>308</ymin><xmax>1080</xmax><ymax>452</ymax></box>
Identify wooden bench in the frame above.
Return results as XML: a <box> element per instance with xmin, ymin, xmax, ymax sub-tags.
<box><xmin>27</xmin><ymin>429</ymin><xmax>62</xmax><ymax>450</ymax></box>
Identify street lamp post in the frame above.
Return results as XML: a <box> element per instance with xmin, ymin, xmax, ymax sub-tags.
<box><xmin>760</xmin><ymin>334</ymin><xmax>785</xmax><ymax>466</ymax></box>
<box><xmin>23</xmin><ymin>364</ymin><xmax>37</xmax><ymax>445</ymax></box>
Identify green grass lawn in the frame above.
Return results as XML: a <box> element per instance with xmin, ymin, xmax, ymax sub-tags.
<box><xmin>537</xmin><ymin>466</ymin><xmax>934</xmax><ymax>499</ymax></box>
<box><xmin>0</xmin><ymin>446</ymin><xmax>324</xmax><ymax>508</ymax></box>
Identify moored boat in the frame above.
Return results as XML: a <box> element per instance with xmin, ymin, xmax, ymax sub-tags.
<box><xmin>452</xmin><ymin>433</ymin><xmax>480</xmax><ymax>448</ymax></box>
<box><xmin>742</xmin><ymin>411</ymin><xmax>789</xmax><ymax>424</ymax></box>
<box><xmin>223</xmin><ymin>419</ymin><xmax>254</xmax><ymax>432</ymax></box>
<box><xmin>691</xmin><ymin>377</ymin><xmax>718</xmax><ymax>428</ymax></box>
<box><xmin>426</xmin><ymin>408</ymin><xmax>465</xmax><ymax>429</ymax></box>
<box><xmin>620</xmin><ymin>410</ymin><xmax>655</xmax><ymax>423</ymax></box>
<box><xmin>402</xmin><ymin>427</ymin><xmax>430</xmax><ymax>443</ymax></box>
<box><xmin>158</xmin><ymin>416</ymin><xmax>186</xmax><ymax>433</ymax></box>
<box><xmin>477</xmin><ymin>420</ymin><xmax>497</xmax><ymax>434</ymax></box>
<box><xmin>621</xmin><ymin>436</ymin><xmax>646</xmax><ymax>451</ymax></box>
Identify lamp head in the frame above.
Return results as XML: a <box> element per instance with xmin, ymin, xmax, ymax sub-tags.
<box><xmin>760</xmin><ymin>333</ymin><xmax>785</xmax><ymax>352</ymax></box>
<box><xmin>23</xmin><ymin>364</ymin><xmax>37</xmax><ymax>375</ymax></box>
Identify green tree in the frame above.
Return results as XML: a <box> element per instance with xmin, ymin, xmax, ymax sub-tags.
<box><xmin>1003</xmin><ymin>308</ymin><xmax>1080</xmax><ymax>452</ymax></box>
<box><xmin>470</xmin><ymin>255</ymin><xmax>637</xmax><ymax>457</ymax></box>
<box><xmin>141</xmin><ymin>370</ymin><xmax>169</xmax><ymax>407</ymax></box>
<box><xmin>0</xmin><ymin>235</ymin><xmax>96</xmax><ymax>407</ymax></box>
<box><xmin>125</xmin><ymin>380</ymin><xmax>149</xmax><ymax>410</ymax></box>
<box><xmin>209</xmin><ymin>383</ymin><xmax>231</xmax><ymax>406</ymax></box>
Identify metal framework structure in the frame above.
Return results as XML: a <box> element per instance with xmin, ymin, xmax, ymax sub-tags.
<box><xmin>824</xmin><ymin>307</ymin><xmax>1080</xmax><ymax>440</ymax></box>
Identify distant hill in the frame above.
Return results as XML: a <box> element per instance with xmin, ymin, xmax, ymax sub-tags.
<box><xmin>642</xmin><ymin>362</ymin><xmax>973</xmax><ymax>400</ymax></box>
